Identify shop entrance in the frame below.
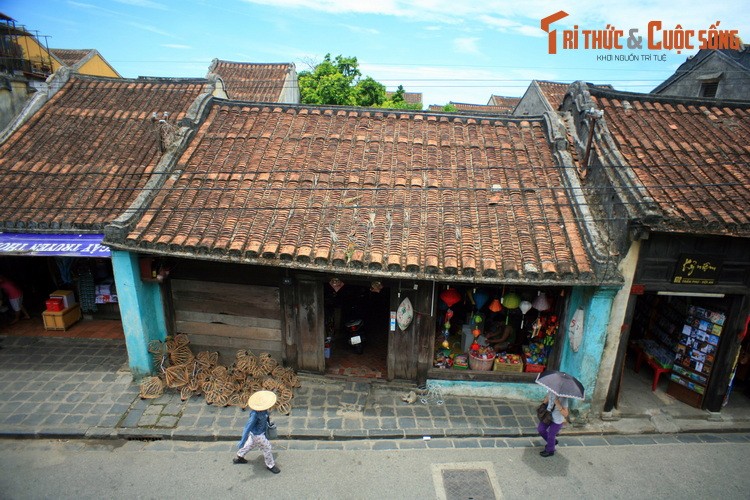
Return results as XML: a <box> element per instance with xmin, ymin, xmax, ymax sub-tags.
<box><xmin>0</xmin><ymin>255</ymin><xmax>123</xmax><ymax>338</ymax></box>
<box><xmin>323</xmin><ymin>280</ymin><xmax>390</xmax><ymax>379</ymax></box>
<box><xmin>620</xmin><ymin>292</ymin><xmax>749</xmax><ymax>411</ymax></box>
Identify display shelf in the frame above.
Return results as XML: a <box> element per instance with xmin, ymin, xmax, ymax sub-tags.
<box><xmin>668</xmin><ymin>305</ymin><xmax>726</xmax><ymax>408</ymax></box>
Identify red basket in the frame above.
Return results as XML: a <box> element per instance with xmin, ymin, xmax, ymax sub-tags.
<box><xmin>46</xmin><ymin>298</ymin><xmax>64</xmax><ymax>312</ymax></box>
<box><xmin>524</xmin><ymin>363</ymin><xmax>545</xmax><ymax>373</ymax></box>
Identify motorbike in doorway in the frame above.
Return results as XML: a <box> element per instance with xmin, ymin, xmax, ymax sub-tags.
<box><xmin>345</xmin><ymin>317</ymin><xmax>365</xmax><ymax>354</ymax></box>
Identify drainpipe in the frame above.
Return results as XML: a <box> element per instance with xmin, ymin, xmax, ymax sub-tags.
<box><xmin>580</xmin><ymin>109</ymin><xmax>604</xmax><ymax>178</ymax></box>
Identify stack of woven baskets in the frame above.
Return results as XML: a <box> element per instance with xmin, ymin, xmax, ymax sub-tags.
<box><xmin>138</xmin><ymin>333</ymin><xmax>299</xmax><ymax>414</ymax></box>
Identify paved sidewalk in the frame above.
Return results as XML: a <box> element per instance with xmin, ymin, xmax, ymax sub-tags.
<box><xmin>1</xmin><ymin>335</ymin><xmax>749</xmax><ymax>442</ymax></box>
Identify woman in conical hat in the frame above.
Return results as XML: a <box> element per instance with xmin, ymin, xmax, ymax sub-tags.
<box><xmin>233</xmin><ymin>391</ymin><xmax>280</xmax><ymax>474</ymax></box>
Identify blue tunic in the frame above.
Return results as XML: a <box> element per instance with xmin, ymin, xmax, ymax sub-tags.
<box><xmin>237</xmin><ymin>410</ymin><xmax>270</xmax><ymax>448</ymax></box>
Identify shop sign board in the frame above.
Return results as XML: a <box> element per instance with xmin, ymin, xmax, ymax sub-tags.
<box><xmin>0</xmin><ymin>233</ymin><xmax>110</xmax><ymax>257</ymax></box>
<box><xmin>672</xmin><ymin>254</ymin><xmax>723</xmax><ymax>285</ymax></box>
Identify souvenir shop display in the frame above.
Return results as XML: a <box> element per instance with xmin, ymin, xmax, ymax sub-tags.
<box><xmin>667</xmin><ymin>305</ymin><xmax>726</xmax><ymax>408</ymax></box>
<box><xmin>432</xmin><ymin>286</ymin><xmax>560</xmax><ymax>373</ymax></box>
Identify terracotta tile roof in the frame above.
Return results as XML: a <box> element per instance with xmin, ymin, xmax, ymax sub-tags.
<box><xmin>536</xmin><ymin>81</ymin><xmax>571</xmax><ymax>110</ymax></box>
<box><xmin>488</xmin><ymin>95</ymin><xmax>521</xmax><ymax>112</ymax></box>
<box><xmin>210</xmin><ymin>60</ymin><xmax>293</xmax><ymax>102</ymax></box>
<box><xmin>589</xmin><ymin>87</ymin><xmax>750</xmax><ymax>235</ymax></box>
<box><xmin>537</xmin><ymin>81</ymin><xmax>614</xmax><ymax>111</ymax></box>
<box><xmin>427</xmin><ymin>102</ymin><xmax>515</xmax><ymax>114</ymax></box>
<box><xmin>385</xmin><ymin>91</ymin><xmax>423</xmax><ymax>105</ymax></box>
<box><xmin>50</xmin><ymin>48</ymin><xmax>93</xmax><ymax>67</ymax></box>
<box><xmin>117</xmin><ymin>103</ymin><xmax>595</xmax><ymax>283</ymax></box>
<box><xmin>0</xmin><ymin>75</ymin><xmax>208</xmax><ymax>231</ymax></box>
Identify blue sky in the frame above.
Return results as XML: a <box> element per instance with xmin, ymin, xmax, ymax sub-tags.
<box><xmin>5</xmin><ymin>1</ymin><xmax>749</xmax><ymax>106</ymax></box>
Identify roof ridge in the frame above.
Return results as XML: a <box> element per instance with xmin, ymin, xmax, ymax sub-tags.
<box><xmin>211</xmin><ymin>98</ymin><xmax>546</xmax><ymax>123</ymax></box>
<box><xmin>588</xmin><ymin>84</ymin><xmax>750</xmax><ymax>109</ymax></box>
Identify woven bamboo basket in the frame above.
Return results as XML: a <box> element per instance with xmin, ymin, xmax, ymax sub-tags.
<box><xmin>468</xmin><ymin>353</ymin><xmax>495</xmax><ymax>371</ymax></box>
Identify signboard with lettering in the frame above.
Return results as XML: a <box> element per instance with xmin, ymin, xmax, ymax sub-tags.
<box><xmin>672</xmin><ymin>254</ymin><xmax>723</xmax><ymax>285</ymax></box>
<box><xmin>0</xmin><ymin>233</ymin><xmax>110</xmax><ymax>257</ymax></box>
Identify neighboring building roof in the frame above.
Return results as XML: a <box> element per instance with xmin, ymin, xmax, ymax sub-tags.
<box><xmin>427</xmin><ymin>102</ymin><xmax>515</xmax><ymax>114</ymax></box>
<box><xmin>585</xmin><ymin>85</ymin><xmax>750</xmax><ymax>236</ymax></box>
<box><xmin>49</xmin><ymin>48</ymin><xmax>92</xmax><ymax>67</ymax></box>
<box><xmin>0</xmin><ymin>75</ymin><xmax>209</xmax><ymax>231</ymax></box>
<box><xmin>652</xmin><ymin>47</ymin><xmax>750</xmax><ymax>94</ymax></box>
<box><xmin>514</xmin><ymin>80</ymin><xmax>614</xmax><ymax>116</ymax></box>
<box><xmin>209</xmin><ymin>60</ymin><xmax>295</xmax><ymax>102</ymax></box>
<box><xmin>108</xmin><ymin>103</ymin><xmax>597</xmax><ymax>283</ymax></box>
<box><xmin>535</xmin><ymin>81</ymin><xmax>571</xmax><ymax>110</ymax></box>
<box><xmin>487</xmin><ymin>95</ymin><xmax>521</xmax><ymax>112</ymax></box>
<box><xmin>385</xmin><ymin>91</ymin><xmax>423</xmax><ymax>105</ymax></box>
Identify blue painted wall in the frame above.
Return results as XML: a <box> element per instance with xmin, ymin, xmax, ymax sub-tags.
<box><xmin>111</xmin><ymin>250</ymin><xmax>167</xmax><ymax>379</ymax></box>
<box><xmin>558</xmin><ymin>286</ymin><xmax>617</xmax><ymax>414</ymax></box>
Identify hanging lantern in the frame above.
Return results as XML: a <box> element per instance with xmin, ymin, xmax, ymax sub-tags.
<box><xmin>472</xmin><ymin>327</ymin><xmax>481</xmax><ymax>338</ymax></box>
<box><xmin>532</xmin><ymin>291</ymin><xmax>550</xmax><ymax>312</ymax></box>
<box><xmin>470</xmin><ymin>341</ymin><xmax>480</xmax><ymax>351</ymax></box>
<box><xmin>501</xmin><ymin>292</ymin><xmax>520</xmax><ymax>310</ymax></box>
<box><xmin>329</xmin><ymin>277</ymin><xmax>344</xmax><ymax>293</ymax></box>
<box><xmin>370</xmin><ymin>281</ymin><xmax>383</xmax><ymax>293</ymax></box>
<box><xmin>397</xmin><ymin>297</ymin><xmax>414</xmax><ymax>331</ymax></box>
<box><xmin>473</xmin><ymin>289</ymin><xmax>489</xmax><ymax>310</ymax></box>
<box><xmin>488</xmin><ymin>298</ymin><xmax>502</xmax><ymax>313</ymax></box>
<box><xmin>440</xmin><ymin>288</ymin><xmax>461</xmax><ymax>308</ymax></box>
<box><xmin>519</xmin><ymin>300</ymin><xmax>532</xmax><ymax>328</ymax></box>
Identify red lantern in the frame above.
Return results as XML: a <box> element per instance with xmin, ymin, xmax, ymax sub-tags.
<box><xmin>440</xmin><ymin>288</ymin><xmax>461</xmax><ymax>308</ymax></box>
<box><xmin>470</xmin><ymin>341</ymin><xmax>480</xmax><ymax>351</ymax></box>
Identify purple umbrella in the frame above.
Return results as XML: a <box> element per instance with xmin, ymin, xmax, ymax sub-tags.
<box><xmin>535</xmin><ymin>370</ymin><xmax>585</xmax><ymax>400</ymax></box>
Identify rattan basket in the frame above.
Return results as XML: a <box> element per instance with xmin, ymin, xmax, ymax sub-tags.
<box><xmin>469</xmin><ymin>353</ymin><xmax>495</xmax><ymax>371</ymax></box>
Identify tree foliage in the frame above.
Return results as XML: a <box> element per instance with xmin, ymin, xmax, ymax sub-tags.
<box><xmin>299</xmin><ymin>55</ymin><xmax>421</xmax><ymax>110</ymax></box>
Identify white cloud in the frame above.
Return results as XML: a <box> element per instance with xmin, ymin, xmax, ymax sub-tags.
<box><xmin>453</xmin><ymin>37</ymin><xmax>481</xmax><ymax>55</ymax></box>
<box><xmin>127</xmin><ymin>21</ymin><xmax>180</xmax><ymax>39</ymax></box>
<box><xmin>341</xmin><ymin>24</ymin><xmax>380</xmax><ymax>35</ymax></box>
<box><xmin>113</xmin><ymin>0</ymin><xmax>168</xmax><ymax>9</ymax></box>
<box><xmin>240</xmin><ymin>0</ymin><xmax>750</xmax><ymax>41</ymax></box>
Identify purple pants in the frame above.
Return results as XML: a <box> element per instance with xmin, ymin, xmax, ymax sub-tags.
<box><xmin>537</xmin><ymin>420</ymin><xmax>563</xmax><ymax>453</ymax></box>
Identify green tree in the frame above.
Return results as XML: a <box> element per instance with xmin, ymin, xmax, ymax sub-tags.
<box><xmin>381</xmin><ymin>85</ymin><xmax>422</xmax><ymax>110</ymax></box>
<box><xmin>299</xmin><ymin>54</ymin><xmax>420</xmax><ymax>109</ymax></box>
<box><xmin>298</xmin><ymin>54</ymin><xmax>354</xmax><ymax>105</ymax></box>
<box><xmin>353</xmin><ymin>76</ymin><xmax>386</xmax><ymax>106</ymax></box>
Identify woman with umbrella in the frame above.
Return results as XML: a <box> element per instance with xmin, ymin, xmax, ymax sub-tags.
<box><xmin>535</xmin><ymin>370</ymin><xmax>584</xmax><ymax>457</ymax></box>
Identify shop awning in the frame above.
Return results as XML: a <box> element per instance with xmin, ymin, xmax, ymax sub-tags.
<box><xmin>0</xmin><ymin>233</ymin><xmax>110</xmax><ymax>257</ymax></box>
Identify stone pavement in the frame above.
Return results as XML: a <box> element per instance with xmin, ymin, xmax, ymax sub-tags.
<box><xmin>1</xmin><ymin>335</ymin><xmax>749</xmax><ymax>444</ymax></box>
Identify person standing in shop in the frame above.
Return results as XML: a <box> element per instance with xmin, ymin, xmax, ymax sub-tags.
<box><xmin>233</xmin><ymin>390</ymin><xmax>281</xmax><ymax>474</ymax></box>
<box><xmin>0</xmin><ymin>275</ymin><xmax>30</xmax><ymax>325</ymax></box>
<box><xmin>538</xmin><ymin>390</ymin><xmax>569</xmax><ymax>457</ymax></box>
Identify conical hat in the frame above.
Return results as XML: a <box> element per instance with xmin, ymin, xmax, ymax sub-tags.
<box><xmin>248</xmin><ymin>390</ymin><xmax>277</xmax><ymax>411</ymax></box>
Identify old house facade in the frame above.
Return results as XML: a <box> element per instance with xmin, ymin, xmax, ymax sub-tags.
<box><xmin>559</xmin><ymin>83</ymin><xmax>750</xmax><ymax>414</ymax></box>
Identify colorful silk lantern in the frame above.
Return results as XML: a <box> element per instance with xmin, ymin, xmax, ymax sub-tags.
<box><xmin>473</xmin><ymin>289</ymin><xmax>489</xmax><ymax>310</ymax></box>
<box><xmin>440</xmin><ymin>287</ymin><xmax>461</xmax><ymax>308</ymax></box>
<box><xmin>488</xmin><ymin>298</ymin><xmax>502</xmax><ymax>313</ymax></box>
<box><xmin>501</xmin><ymin>292</ymin><xmax>520</xmax><ymax>310</ymax></box>
<box><xmin>532</xmin><ymin>291</ymin><xmax>551</xmax><ymax>312</ymax></box>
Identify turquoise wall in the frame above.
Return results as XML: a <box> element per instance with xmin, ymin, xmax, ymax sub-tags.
<box><xmin>111</xmin><ymin>250</ymin><xmax>167</xmax><ymax>379</ymax></box>
<box><xmin>559</xmin><ymin>286</ymin><xmax>618</xmax><ymax>415</ymax></box>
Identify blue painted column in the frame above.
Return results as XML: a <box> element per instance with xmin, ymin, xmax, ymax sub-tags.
<box><xmin>559</xmin><ymin>286</ymin><xmax>618</xmax><ymax>414</ymax></box>
<box><xmin>111</xmin><ymin>250</ymin><xmax>167</xmax><ymax>379</ymax></box>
